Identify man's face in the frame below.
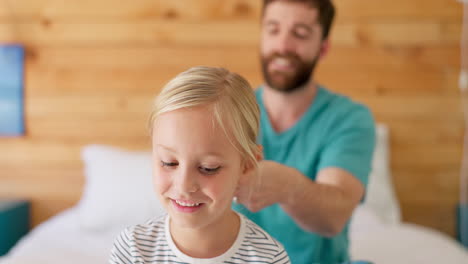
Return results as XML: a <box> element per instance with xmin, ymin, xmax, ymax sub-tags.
<box><xmin>260</xmin><ymin>1</ymin><xmax>326</xmax><ymax>93</ymax></box>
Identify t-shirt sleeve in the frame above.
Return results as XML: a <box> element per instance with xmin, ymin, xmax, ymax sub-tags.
<box><xmin>317</xmin><ymin>104</ymin><xmax>376</xmax><ymax>187</ymax></box>
<box><xmin>272</xmin><ymin>248</ymin><xmax>291</xmax><ymax>264</ymax></box>
<box><xmin>109</xmin><ymin>228</ymin><xmax>134</xmax><ymax>264</ymax></box>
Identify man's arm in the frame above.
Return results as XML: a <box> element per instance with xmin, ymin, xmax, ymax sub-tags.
<box><xmin>236</xmin><ymin>160</ymin><xmax>365</xmax><ymax>237</ymax></box>
<box><xmin>282</xmin><ymin>165</ymin><xmax>364</xmax><ymax>237</ymax></box>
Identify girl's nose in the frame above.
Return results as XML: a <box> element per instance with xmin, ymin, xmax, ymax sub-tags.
<box><xmin>176</xmin><ymin>168</ymin><xmax>199</xmax><ymax>193</ymax></box>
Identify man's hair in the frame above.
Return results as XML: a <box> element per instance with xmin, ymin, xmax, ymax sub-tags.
<box><xmin>263</xmin><ymin>0</ymin><xmax>336</xmax><ymax>40</ymax></box>
<box><xmin>149</xmin><ymin>66</ymin><xmax>261</xmax><ymax>168</ymax></box>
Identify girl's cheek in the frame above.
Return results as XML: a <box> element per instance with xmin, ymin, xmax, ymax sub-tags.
<box><xmin>209</xmin><ymin>178</ymin><xmax>235</xmax><ymax>202</ymax></box>
<box><xmin>154</xmin><ymin>170</ymin><xmax>172</xmax><ymax>193</ymax></box>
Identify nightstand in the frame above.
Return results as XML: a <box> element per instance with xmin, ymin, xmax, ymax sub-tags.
<box><xmin>0</xmin><ymin>199</ymin><xmax>30</xmax><ymax>256</ymax></box>
<box><xmin>457</xmin><ymin>203</ymin><xmax>468</xmax><ymax>248</ymax></box>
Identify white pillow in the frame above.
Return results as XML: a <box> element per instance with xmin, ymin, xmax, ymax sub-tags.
<box><xmin>78</xmin><ymin>145</ymin><xmax>165</xmax><ymax>232</ymax></box>
<box><xmin>362</xmin><ymin>124</ymin><xmax>401</xmax><ymax>224</ymax></box>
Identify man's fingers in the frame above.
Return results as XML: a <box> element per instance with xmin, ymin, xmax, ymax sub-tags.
<box><xmin>234</xmin><ymin>188</ymin><xmax>249</xmax><ymax>205</ymax></box>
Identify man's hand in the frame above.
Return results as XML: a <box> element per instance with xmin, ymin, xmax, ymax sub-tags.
<box><xmin>235</xmin><ymin>160</ymin><xmax>365</xmax><ymax>237</ymax></box>
<box><xmin>235</xmin><ymin>160</ymin><xmax>297</xmax><ymax>212</ymax></box>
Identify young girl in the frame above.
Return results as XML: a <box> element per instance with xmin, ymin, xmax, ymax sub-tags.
<box><xmin>109</xmin><ymin>66</ymin><xmax>290</xmax><ymax>264</ymax></box>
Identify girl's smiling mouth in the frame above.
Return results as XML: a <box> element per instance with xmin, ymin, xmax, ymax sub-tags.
<box><xmin>171</xmin><ymin>199</ymin><xmax>204</xmax><ymax>213</ymax></box>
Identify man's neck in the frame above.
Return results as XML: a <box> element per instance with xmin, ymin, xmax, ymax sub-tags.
<box><xmin>169</xmin><ymin>210</ymin><xmax>240</xmax><ymax>259</ymax></box>
<box><xmin>263</xmin><ymin>82</ymin><xmax>318</xmax><ymax>133</ymax></box>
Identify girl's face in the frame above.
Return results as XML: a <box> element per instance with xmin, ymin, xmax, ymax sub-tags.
<box><xmin>152</xmin><ymin>105</ymin><xmax>248</xmax><ymax>231</ymax></box>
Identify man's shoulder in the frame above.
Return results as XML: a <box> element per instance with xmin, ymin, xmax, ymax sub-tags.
<box><xmin>254</xmin><ymin>86</ymin><xmax>263</xmax><ymax>101</ymax></box>
<box><xmin>311</xmin><ymin>87</ymin><xmax>373</xmax><ymax>133</ymax></box>
<box><xmin>301</xmin><ymin>86</ymin><xmax>375</xmax><ymax>142</ymax></box>
<box><xmin>320</xmin><ymin>86</ymin><xmax>371</xmax><ymax>116</ymax></box>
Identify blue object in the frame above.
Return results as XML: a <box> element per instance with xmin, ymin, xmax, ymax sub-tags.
<box><xmin>0</xmin><ymin>199</ymin><xmax>30</xmax><ymax>256</ymax></box>
<box><xmin>457</xmin><ymin>203</ymin><xmax>468</xmax><ymax>248</ymax></box>
<box><xmin>0</xmin><ymin>44</ymin><xmax>25</xmax><ymax>136</ymax></box>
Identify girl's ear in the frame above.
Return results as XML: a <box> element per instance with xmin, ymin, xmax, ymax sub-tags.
<box><xmin>241</xmin><ymin>145</ymin><xmax>263</xmax><ymax>175</ymax></box>
<box><xmin>237</xmin><ymin>146</ymin><xmax>263</xmax><ymax>197</ymax></box>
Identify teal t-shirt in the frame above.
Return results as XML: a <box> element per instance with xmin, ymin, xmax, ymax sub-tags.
<box><xmin>233</xmin><ymin>85</ymin><xmax>376</xmax><ymax>264</ymax></box>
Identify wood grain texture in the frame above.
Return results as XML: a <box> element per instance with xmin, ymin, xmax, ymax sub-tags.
<box><xmin>0</xmin><ymin>20</ymin><xmax>461</xmax><ymax>47</ymax></box>
<box><xmin>0</xmin><ymin>0</ymin><xmax>460</xmax><ymax>21</ymax></box>
<box><xmin>0</xmin><ymin>0</ymin><xmax>463</xmax><ymax>237</ymax></box>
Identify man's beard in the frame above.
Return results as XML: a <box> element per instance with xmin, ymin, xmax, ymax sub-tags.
<box><xmin>261</xmin><ymin>52</ymin><xmax>318</xmax><ymax>93</ymax></box>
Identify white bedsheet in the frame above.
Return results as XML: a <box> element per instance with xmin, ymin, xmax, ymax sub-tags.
<box><xmin>1</xmin><ymin>206</ymin><xmax>467</xmax><ymax>264</ymax></box>
<box><xmin>0</xmin><ymin>208</ymin><xmax>116</xmax><ymax>264</ymax></box>
<box><xmin>350</xmin><ymin>206</ymin><xmax>468</xmax><ymax>263</ymax></box>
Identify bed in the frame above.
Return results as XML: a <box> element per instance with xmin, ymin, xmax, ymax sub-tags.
<box><xmin>1</xmin><ymin>125</ymin><xmax>467</xmax><ymax>264</ymax></box>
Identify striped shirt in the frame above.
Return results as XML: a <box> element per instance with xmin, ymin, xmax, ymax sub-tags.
<box><xmin>109</xmin><ymin>212</ymin><xmax>290</xmax><ymax>264</ymax></box>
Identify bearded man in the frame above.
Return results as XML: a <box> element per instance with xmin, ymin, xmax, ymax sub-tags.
<box><xmin>233</xmin><ymin>1</ymin><xmax>376</xmax><ymax>263</ymax></box>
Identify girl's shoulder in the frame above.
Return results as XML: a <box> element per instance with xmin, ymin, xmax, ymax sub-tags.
<box><xmin>241</xmin><ymin>215</ymin><xmax>284</xmax><ymax>247</ymax></box>
<box><xmin>236</xmin><ymin>214</ymin><xmax>290</xmax><ymax>263</ymax></box>
<box><xmin>110</xmin><ymin>214</ymin><xmax>170</xmax><ymax>264</ymax></box>
<box><xmin>122</xmin><ymin>214</ymin><xmax>168</xmax><ymax>241</ymax></box>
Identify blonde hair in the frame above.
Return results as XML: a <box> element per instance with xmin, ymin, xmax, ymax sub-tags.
<box><xmin>149</xmin><ymin>66</ymin><xmax>260</xmax><ymax>167</ymax></box>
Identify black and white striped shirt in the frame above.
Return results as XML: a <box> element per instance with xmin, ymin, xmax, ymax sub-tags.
<box><xmin>109</xmin><ymin>213</ymin><xmax>290</xmax><ymax>264</ymax></box>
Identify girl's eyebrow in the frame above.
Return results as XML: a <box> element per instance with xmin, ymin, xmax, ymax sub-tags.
<box><xmin>156</xmin><ymin>144</ymin><xmax>177</xmax><ymax>153</ymax></box>
<box><xmin>156</xmin><ymin>144</ymin><xmax>225</xmax><ymax>159</ymax></box>
<box><xmin>203</xmin><ymin>152</ymin><xmax>225</xmax><ymax>159</ymax></box>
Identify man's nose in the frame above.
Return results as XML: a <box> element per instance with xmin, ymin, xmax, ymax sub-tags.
<box><xmin>275</xmin><ymin>33</ymin><xmax>296</xmax><ymax>55</ymax></box>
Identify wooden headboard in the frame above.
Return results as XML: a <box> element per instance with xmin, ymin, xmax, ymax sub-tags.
<box><xmin>0</xmin><ymin>0</ymin><xmax>463</xmax><ymax>237</ymax></box>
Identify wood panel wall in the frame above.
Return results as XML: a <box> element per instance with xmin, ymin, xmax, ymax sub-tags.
<box><xmin>0</xmin><ymin>0</ymin><xmax>463</xmax><ymax>237</ymax></box>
